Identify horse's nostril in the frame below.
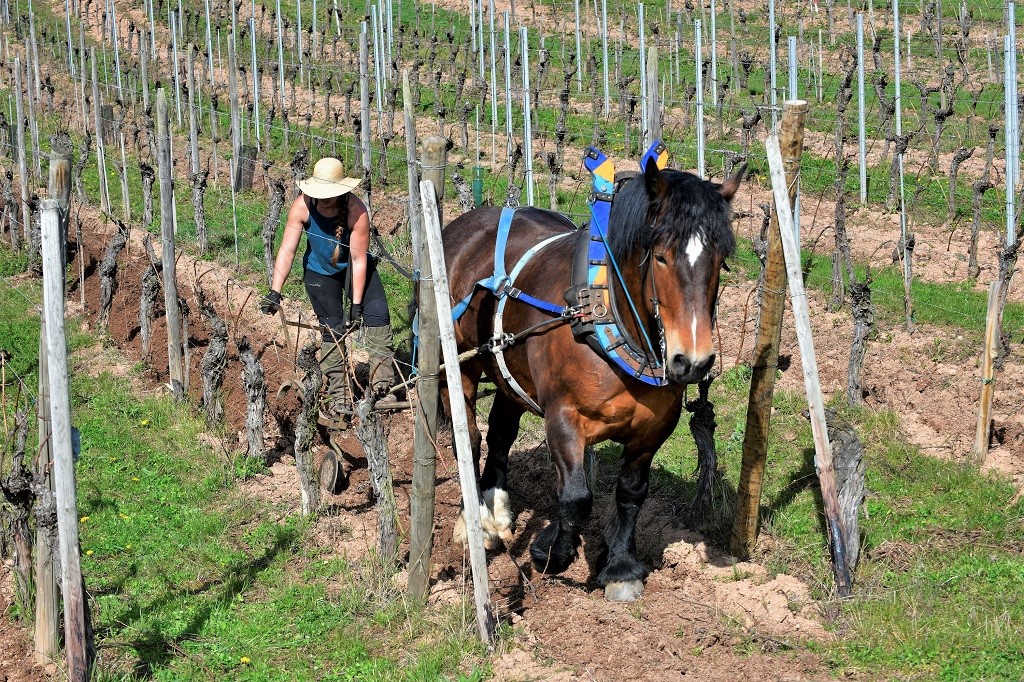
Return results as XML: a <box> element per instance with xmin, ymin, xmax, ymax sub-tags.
<box><xmin>670</xmin><ymin>354</ymin><xmax>715</xmax><ymax>381</ymax></box>
<box><xmin>671</xmin><ymin>354</ymin><xmax>692</xmax><ymax>376</ymax></box>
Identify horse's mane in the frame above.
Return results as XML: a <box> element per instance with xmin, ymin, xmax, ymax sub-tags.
<box><xmin>606</xmin><ymin>169</ymin><xmax>736</xmax><ymax>265</ymax></box>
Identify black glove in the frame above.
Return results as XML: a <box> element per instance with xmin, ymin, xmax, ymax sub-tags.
<box><xmin>259</xmin><ymin>290</ymin><xmax>282</xmax><ymax>315</ymax></box>
<box><xmin>348</xmin><ymin>302</ymin><xmax>364</xmax><ymax>328</ymax></box>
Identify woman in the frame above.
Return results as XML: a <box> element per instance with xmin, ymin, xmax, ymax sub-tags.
<box><xmin>260</xmin><ymin>157</ymin><xmax>394</xmax><ymax>419</ymax></box>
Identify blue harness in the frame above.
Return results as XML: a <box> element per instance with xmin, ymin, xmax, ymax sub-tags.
<box><xmin>450</xmin><ymin>207</ymin><xmax>571</xmax><ymax>322</ymax></box>
<box><xmin>565</xmin><ymin>142</ymin><xmax>671</xmax><ymax>386</ymax></box>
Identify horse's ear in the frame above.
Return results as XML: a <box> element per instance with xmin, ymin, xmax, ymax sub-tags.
<box><xmin>643</xmin><ymin>156</ymin><xmax>661</xmax><ymax>198</ymax></box>
<box><xmin>718</xmin><ymin>163</ymin><xmax>747</xmax><ymax>201</ymax></box>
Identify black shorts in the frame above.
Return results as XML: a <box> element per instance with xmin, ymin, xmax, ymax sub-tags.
<box><xmin>303</xmin><ymin>258</ymin><xmax>391</xmax><ymax>337</ymax></box>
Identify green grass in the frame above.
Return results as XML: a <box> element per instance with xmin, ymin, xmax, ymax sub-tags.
<box><xmin>651</xmin><ymin>366</ymin><xmax>1024</xmax><ymax>680</ymax></box>
<box><xmin>72</xmin><ymin>382</ymin><xmax>485</xmax><ymax>681</ymax></box>
<box><xmin>0</xmin><ymin>276</ymin><xmax>42</xmax><ymax>384</ymax></box>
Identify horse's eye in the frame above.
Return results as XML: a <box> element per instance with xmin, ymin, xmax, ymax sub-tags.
<box><xmin>654</xmin><ymin>253</ymin><xmax>668</xmax><ymax>265</ymax></box>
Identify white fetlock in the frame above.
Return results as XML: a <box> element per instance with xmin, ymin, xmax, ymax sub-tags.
<box><xmin>453</xmin><ymin>502</ymin><xmax>501</xmax><ymax>548</ymax></box>
<box><xmin>483</xmin><ymin>489</ymin><xmax>513</xmax><ymax>543</ymax></box>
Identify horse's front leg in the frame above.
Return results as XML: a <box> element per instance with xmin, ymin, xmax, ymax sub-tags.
<box><xmin>530</xmin><ymin>407</ymin><xmax>592</xmax><ymax>575</ymax></box>
<box><xmin>599</xmin><ymin>444</ymin><xmax>657</xmax><ymax>602</ymax></box>
<box><xmin>475</xmin><ymin>391</ymin><xmax>525</xmax><ymax>547</ymax></box>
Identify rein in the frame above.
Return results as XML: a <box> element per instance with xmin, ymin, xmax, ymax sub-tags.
<box><xmin>640</xmin><ymin>248</ymin><xmax>669</xmax><ymax>374</ymax></box>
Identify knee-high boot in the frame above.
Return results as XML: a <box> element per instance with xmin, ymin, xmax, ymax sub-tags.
<box><xmin>364</xmin><ymin>324</ymin><xmax>395</xmax><ymax>396</ymax></box>
<box><xmin>319</xmin><ymin>340</ymin><xmax>351</xmax><ymax>428</ymax></box>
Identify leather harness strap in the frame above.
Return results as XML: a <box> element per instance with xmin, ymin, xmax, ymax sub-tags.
<box><xmin>449</xmin><ymin>206</ymin><xmax>576</xmax><ymax>415</ymax></box>
<box><xmin>492</xmin><ymin>230</ymin><xmax>576</xmax><ymax>413</ymax></box>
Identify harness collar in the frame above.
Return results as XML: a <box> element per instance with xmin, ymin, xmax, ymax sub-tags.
<box><xmin>563</xmin><ymin>142</ymin><xmax>671</xmax><ymax>387</ymax></box>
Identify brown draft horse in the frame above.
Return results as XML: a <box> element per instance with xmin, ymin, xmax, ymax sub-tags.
<box><xmin>441</xmin><ymin>160</ymin><xmax>743</xmax><ymax>601</ymax></box>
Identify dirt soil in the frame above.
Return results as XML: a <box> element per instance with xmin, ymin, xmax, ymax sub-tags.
<box><xmin>0</xmin><ymin>563</ymin><xmax>54</xmax><ymax>682</ymax></box>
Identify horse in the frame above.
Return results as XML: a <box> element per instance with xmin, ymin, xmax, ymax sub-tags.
<box><xmin>441</xmin><ymin>158</ymin><xmax>743</xmax><ymax>601</ymax></box>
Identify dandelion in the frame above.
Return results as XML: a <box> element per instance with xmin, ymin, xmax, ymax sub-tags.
<box><xmin>85</xmin><ymin>550</ymin><xmax>94</xmax><ymax>556</ymax></box>
<box><xmin>80</xmin><ymin>516</ymin><xmax>90</xmax><ymax>523</ymax></box>
<box><xmin>240</xmin><ymin>657</ymin><xmax>251</xmax><ymax>664</ymax></box>
<box><xmin>140</xmin><ymin>419</ymin><xmax>150</xmax><ymax>426</ymax></box>
<box><xmin>131</xmin><ymin>477</ymin><xmax>140</xmax><ymax>482</ymax></box>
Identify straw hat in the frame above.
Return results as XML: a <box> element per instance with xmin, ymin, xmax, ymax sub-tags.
<box><xmin>296</xmin><ymin>157</ymin><xmax>360</xmax><ymax>199</ymax></box>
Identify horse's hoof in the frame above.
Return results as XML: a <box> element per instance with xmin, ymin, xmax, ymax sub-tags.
<box><xmin>604</xmin><ymin>580</ymin><xmax>644</xmax><ymax>602</ymax></box>
<box><xmin>530</xmin><ymin>522</ymin><xmax>579</xmax><ymax>574</ymax></box>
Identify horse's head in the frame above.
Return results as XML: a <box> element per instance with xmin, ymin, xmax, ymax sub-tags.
<box><xmin>609</xmin><ymin>160</ymin><xmax>743</xmax><ymax>385</ymax></box>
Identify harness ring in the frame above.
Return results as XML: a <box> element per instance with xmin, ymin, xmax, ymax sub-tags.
<box><xmin>593</xmin><ymin>303</ymin><xmax>608</xmax><ymax>318</ymax></box>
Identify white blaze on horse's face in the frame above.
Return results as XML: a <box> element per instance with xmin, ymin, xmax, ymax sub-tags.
<box><xmin>685</xmin><ymin>232</ymin><xmax>706</xmax><ymax>350</ymax></box>
<box><xmin>685</xmin><ymin>233</ymin><xmax>704</xmax><ymax>267</ymax></box>
<box><xmin>658</xmin><ymin>230</ymin><xmax>719</xmax><ymax>385</ymax></box>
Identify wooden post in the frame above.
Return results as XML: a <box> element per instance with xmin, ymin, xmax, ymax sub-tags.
<box><xmin>646</xmin><ymin>45</ymin><xmax>661</xmax><ymax>145</ymax></box>
<box><xmin>118</xmin><ymin>129</ymin><xmax>131</xmax><ymax>223</ymax></box>
<box><xmin>41</xmin><ymin>198</ymin><xmax>92</xmax><ymax>680</ymax></box>
<box><xmin>765</xmin><ymin>107</ymin><xmax>852</xmax><ymax>597</ymax></box>
<box><xmin>421</xmin><ymin>179</ymin><xmax>495</xmax><ymax>644</ymax></box>
<box><xmin>79</xmin><ymin>26</ymin><xmax>88</xmax><ymax>137</ymax></box>
<box><xmin>731</xmin><ymin>100</ymin><xmax>807</xmax><ymax>560</ymax></box>
<box><xmin>90</xmin><ymin>48</ymin><xmax>111</xmax><ymax>215</ymax></box>
<box><xmin>156</xmin><ymin>89</ymin><xmax>186</xmax><ymax>400</ymax></box>
<box><xmin>33</xmin><ymin>317</ymin><xmax>57</xmax><ymax>665</ymax></box>
<box><xmin>233</xmin><ymin>146</ymin><xmax>256</xmax><ymax>190</ymax></box>
<box><xmin>107</xmin><ymin>1</ymin><xmax>123</xmax><ymax>102</ymax></box>
<box><xmin>28</xmin><ymin>12</ymin><xmax>41</xmax><ymax>104</ymax></box>
<box><xmin>140</xmin><ymin>29</ymin><xmax>150</xmax><ymax>112</ymax></box>
<box><xmin>48</xmin><ymin>149</ymin><xmax>72</xmax><ymax>243</ymax></box>
<box><xmin>98</xmin><ymin>105</ymin><xmax>116</xmax><ymax>146</ymax></box>
<box><xmin>35</xmin><ymin>146</ymin><xmax>72</xmax><ymax>665</ymax></box>
<box><xmin>25</xmin><ymin>41</ymin><xmax>41</xmax><ymax>179</ymax></box>
<box><xmin>248</xmin><ymin>17</ymin><xmax>260</xmax><ymax>145</ymax></box>
<box><xmin>170</xmin><ymin>12</ymin><xmax>183</xmax><ymax>125</ymax></box>
<box><xmin>972</xmin><ymin>281</ymin><xmax>1000</xmax><ymax>462</ymax></box>
<box><xmin>407</xmin><ymin>137</ymin><xmax>440</xmax><ymax>605</ymax></box>
<box><xmin>420</xmin><ymin>135</ymin><xmax>447</xmax><ymax>226</ymax></box>
<box><xmin>13</xmin><ymin>56</ymin><xmax>29</xmax><ymax>256</ymax></box>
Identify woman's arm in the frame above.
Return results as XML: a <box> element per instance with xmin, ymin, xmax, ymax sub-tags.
<box><xmin>348</xmin><ymin>196</ymin><xmax>370</xmax><ymax>304</ymax></box>
<box><xmin>270</xmin><ymin>194</ymin><xmax>309</xmax><ymax>294</ymax></box>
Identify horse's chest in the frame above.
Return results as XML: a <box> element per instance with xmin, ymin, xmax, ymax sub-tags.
<box><xmin>575</xmin><ymin>392</ymin><xmax>677</xmax><ymax>444</ymax></box>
